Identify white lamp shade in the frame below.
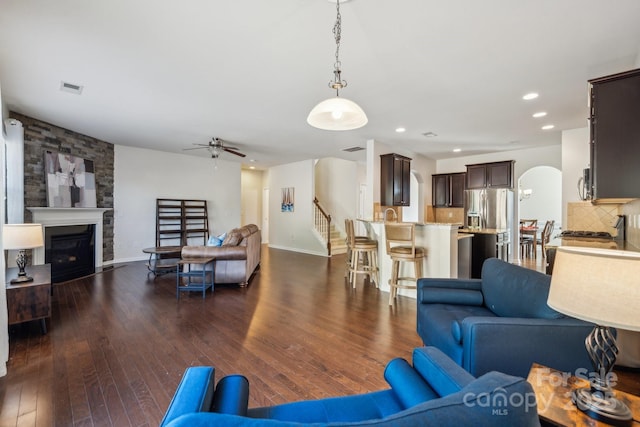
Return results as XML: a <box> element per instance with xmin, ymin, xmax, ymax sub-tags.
<box><xmin>548</xmin><ymin>247</ymin><xmax>640</xmax><ymax>331</ymax></box>
<box><xmin>307</xmin><ymin>96</ymin><xmax>368</xmax><ymax>131</ymax></box>
<box><xmin>3</xmin><ymin>223</ymin><xmax>44</xmax><ymax>250</ymax></box>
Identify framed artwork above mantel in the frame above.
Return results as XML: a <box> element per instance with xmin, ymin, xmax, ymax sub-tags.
<box><xmin>44</xmin><ymin>150</ymin><xmax>97</xmax><ymax>208</ymax></box>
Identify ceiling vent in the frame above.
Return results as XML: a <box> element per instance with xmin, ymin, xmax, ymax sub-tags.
<box><xmin>343</xmin><ymin>146</ymin><xmax>365</xmax><ymax>152</ymax></box>
<box><xmin>422</xmin><ymin>131</ymin><xmax>438</xmax><ymax>138</ymax></box>
<box><xmin>60</xmin><ymin>81</ymin><xmax>83</xmax><ymax>95</ymax></box>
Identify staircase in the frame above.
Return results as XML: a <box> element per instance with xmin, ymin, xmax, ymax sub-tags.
<box><xmin>330</xmin><ymin>224</ymin><xmax>347</xmax><ymax>255</ymax></box>
<box><xmin>313</xmin><ymin>197</ymin><xmax>347</xmax><ymax>256</ymax></box>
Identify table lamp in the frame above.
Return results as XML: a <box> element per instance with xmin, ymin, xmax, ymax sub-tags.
<box><xmin>548</xmin><ymin>246</ymin><xmax>640</xmax><ymax>426</ymax></box>
<box><xmin>3</xmin><ymin>223</ymin><xmax>44</xmax><ymax>284</ymax></box>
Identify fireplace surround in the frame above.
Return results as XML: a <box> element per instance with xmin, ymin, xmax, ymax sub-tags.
<box><xmin>28</xmin><ymin>208</ymin><xmax>111</xmax><ymax>273</ymax></box>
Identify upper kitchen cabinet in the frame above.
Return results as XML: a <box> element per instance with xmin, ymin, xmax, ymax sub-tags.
<box><xmin>589</xmin><ymin>68</ymin><xmax>640</xmax><ymax>202</ymax></box>
<box><xmin>433</xmin><ymin>172</ymin><xmax>466</xmax><ymax>207</ymax></box>
<box><xmin>465</xmin><ymin>161</ymin><xmax>514</xmax><ymax>189</ymax></box>
<box><xmin>381</xmin><ymin>153</ymin><xmax>411</xmax><ymax>206</ymax></box>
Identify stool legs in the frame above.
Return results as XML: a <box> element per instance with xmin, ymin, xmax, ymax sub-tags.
<box><xmin>349</xmin><ymin>247</ymin><xmax>379</xmax><ymax>289</ymax></box>
<box><xmin>388</xmin><ymin>258</ymin><xmax>423</xmax><ymax>305</ymax></box>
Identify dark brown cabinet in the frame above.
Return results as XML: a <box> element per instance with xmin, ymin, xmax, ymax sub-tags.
<box><xmin>381</xmin><ymin>153</ymin><xmax>411</xmax><ymax>206</ymax></box>
<box><xmin>465</xmin><ymin>161</ymin><xmax>514</xmax><ymax>189</ymax></box>
<box><xmin>589</xmin><ymin>68</ymin><xmax>640</xmax><ymax>201</ymax></box>
<box><xmin>432</xmin><ymin>172</ymin><xmax>466</xmax><ymax>207</ymax></box>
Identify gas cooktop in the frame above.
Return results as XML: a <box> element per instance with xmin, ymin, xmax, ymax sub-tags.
<box><xmin>560</xmin><ymin>230</ymin><xmax>613</xmax><ymax>239</ymax></box>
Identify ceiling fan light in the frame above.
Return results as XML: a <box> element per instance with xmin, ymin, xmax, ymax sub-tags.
<box><xmin>307</xmin><ymin>97</ymin><xmax>368</xmax><ymax>131</ymax></box>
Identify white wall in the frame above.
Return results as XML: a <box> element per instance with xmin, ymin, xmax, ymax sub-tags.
<box><xmin>436</xmin><ymin>145</ymin><xmax>561</xmax><ymax>178</ymax></box>
<box><xmin>315</xmin><ymin>157</ymin><xmax>359</xmax><ymax>235</ymax></box>
<box><xmin>241</xmin><ymin>169</ymin><xmax>263</xmax><ymax>227</ymax></box>
<box><xmin>265</xmin><ymin>160</ymin><xmax>327</xmax><ymax>256</ymax></box>
<box><xmin>113</xmin><ymin>145</ymin><xmax>241</xmax><ymax>263</ymax></box>
<box><xmin>264</xmin><ymin>159</ymin><xmax>326</xmax><ymax>256</ymax></box>
<box><xmin>561</xmin><ymin>127</ymin><xmax>590</xmax><ymax>225</ymax></box>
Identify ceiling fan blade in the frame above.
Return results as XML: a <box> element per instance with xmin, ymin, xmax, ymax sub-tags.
<box><xmin>182</xmin><ymin>146</ymin><xmax>209</xmax><ymax>151</ymax></box>
<box><xmin>223</xmin><ymin>147</ymin><xmax>246</xmax><ymax>157</ymax></box>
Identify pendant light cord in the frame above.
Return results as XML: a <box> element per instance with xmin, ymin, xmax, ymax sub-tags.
<box><xmin>330</xmin><ymin>0</ymin><xmax>347</xmax><ymax>95</ymax></box>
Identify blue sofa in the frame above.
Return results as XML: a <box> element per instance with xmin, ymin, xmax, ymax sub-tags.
<box><xmin>417</xmin><ymin>258</ymin><xmax>594</xmax><ymax>378</ymax></box>
<box><xmin>160</xmin><ymin>347</ymin><xmax>540</xmax><ymax>426</ymax></box>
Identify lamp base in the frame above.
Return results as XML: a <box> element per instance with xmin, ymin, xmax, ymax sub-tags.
<box><xmin>10</xmin><ymin>275</ymin><xmax>34</xmax><ymax>284</ymax></box>
<box><xmin>572</xmin><ymin>387</ymin><xmax>632</xmax><ymax>427</ymax></box>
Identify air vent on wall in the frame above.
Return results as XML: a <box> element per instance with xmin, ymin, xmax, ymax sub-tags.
<box><xmin>60</xmin><ymin>81</ymin><xmax>84</xmax><ymax>95</ymax></box>
<box><xmin>343</xmin><ymin>146</ymin><xmax>365</xmax><ymax>152</ymax></box>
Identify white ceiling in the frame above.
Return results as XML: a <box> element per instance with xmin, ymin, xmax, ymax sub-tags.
<box><xmin>1</xmin><ymin>0</ymin><xmax>639</xmax><ymax>168</ymax></box>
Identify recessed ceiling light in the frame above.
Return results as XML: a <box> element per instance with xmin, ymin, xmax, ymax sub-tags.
<box><xmin>453</xmin><ymin>148</ymin><xmax>462</xmax><ymax>153</ymax></box>
<box><xmin>522</xmin><ymin>92</ymin><xmax>539</xmax><ymax>101</ymax></box>
<box><xmin>542</xmin><ymin>124</ymin><xmax>555</xmax><ymax>130</ymax></box>
<box><xmin>395</xmin><ymin>127</ymin><xmax>406</xmax><ymax>133</ymax></box>
<box><xmin>532</xmin><ymin>111</ymin><xmax>547</xmax><ymax>118</ymax></box>
<box><xmin>250</xmin><ymin>159</ymin><xmax>256</xmax><ymax>162</ymax></box>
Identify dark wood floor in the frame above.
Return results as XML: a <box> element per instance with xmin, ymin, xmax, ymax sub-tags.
<box><xmin>0</xmin><ymin>247</ymin><xmax>425</xmax><ymax>426</ymax></box>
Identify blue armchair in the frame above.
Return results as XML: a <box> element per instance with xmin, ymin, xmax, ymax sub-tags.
<box><xmin>160</xmin><ymin>346</ymin><xmax>540</xmax><ymax>426</ymax></box>
<box><xmin>417</xmin><ymin>258</ymin><xmax>594</xmax><ymax>378</ymax></box>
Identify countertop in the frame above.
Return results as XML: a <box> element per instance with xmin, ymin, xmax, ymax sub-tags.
<box><xmin>358</xmin><ymin>219</ymin><xmax>462</xmax><ymax>227</ymax></box>
<box><xmin>457</xmin><ymin>233</ymin><xmax>474</xmax><ymax>240</ymax></box>
<box><xmin>458</xmin><ymin>228</ymin><xmax>508</xmax><ymax>235</ymax></box>
<box><xmin>546</xmin><ymin>236</ymin><xmax>640</xmax><ymax>252</ymax></box>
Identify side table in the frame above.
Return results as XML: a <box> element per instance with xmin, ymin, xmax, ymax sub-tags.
<box><xmin>142</xmin><ymin>246</ymin><xmax>182</xmax><ymax>276</ymax></box>
<box><xmin>527</xmin><ymin>363</ymin><xmax>640</xmax><ymax>426</ymax></box>
<box><xmin>5</xmin><ymin>264</ymin><xmax>52</xmax><ymax>334</ymax></box>
<box><xmin>176</xmin><ymin>257</ymin><xmax>215</xmax><ymax>299</ymax></box>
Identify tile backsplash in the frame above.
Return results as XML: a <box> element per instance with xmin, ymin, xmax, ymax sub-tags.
<box><xmin>566</xmin><ymin>202</ymin><xmax>622</xmax><ymax>236</ymax></box>
<box><xmin>435</xmin><ymin>208</ymin><xmax>465</xmax><ymax>224</ymax></box>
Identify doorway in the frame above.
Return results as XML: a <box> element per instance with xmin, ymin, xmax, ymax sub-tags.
<box><xmin>518</xmin><ymin>166</ymin><xmax>562</xmax><ymax>257</ymax></box>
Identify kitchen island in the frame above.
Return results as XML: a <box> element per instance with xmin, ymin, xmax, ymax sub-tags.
<box><xmin>358</xmin><ymin>220</ymin><xmax>460</xmax><ymax>300</ymax></box>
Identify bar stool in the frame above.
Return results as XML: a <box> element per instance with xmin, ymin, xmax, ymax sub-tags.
<box><xmin>345</xmin><ymin>219</ymin><xmax>379</xmax><ymax>288</ymax></box>
<box><xmin>344</xmin><ymin>219</ymin><xmax>371</xmax><ymax>279</ymax></box>
<box><xmin>385</xmin><ymin>222</ymin><xmax>425</xmax><ymax>305</ymax></box>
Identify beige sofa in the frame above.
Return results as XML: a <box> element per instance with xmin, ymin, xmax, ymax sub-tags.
<box><xmin>181</xmin><ymin>224</ymin><xmax>261</xmax><ymax>286</ymax></box>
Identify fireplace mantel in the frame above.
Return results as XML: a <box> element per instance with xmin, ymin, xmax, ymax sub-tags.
<box><xmin>28</xmin><ymin>207</ymin><xmax>112</xmax><ymax>267</ymax></box>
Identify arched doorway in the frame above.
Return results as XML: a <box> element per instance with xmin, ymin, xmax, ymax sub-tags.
<box><xmin>518</xmin><ymin>166</ymin><xmax>562</xmax><ymax>258</ymax></box>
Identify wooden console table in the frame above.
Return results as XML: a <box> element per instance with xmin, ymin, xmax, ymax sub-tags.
<box><xmin>527</xmin><ymin>363</ymin><xmax>640</xmax><ymax>426</ymax></box>
<box><xmin>5</xmin><ymin>264</ymin><xmax>52</xmax><ymax>334</ymax></box>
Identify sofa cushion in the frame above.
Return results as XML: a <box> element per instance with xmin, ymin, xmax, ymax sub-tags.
<box><xmin>481</xmin><ymin>258</ymin><xmax>563</xmax><ymax>319</ymax></box>
<box><xmin>222</xmin><ymin>230</ymin><xmax>242</xmax><ymax>246</ymax></box>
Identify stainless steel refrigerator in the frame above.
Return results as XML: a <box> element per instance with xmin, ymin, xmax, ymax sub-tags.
<box><xmin>463</xmin><ymin>188</ymin><xmax>514</xmax><ymax>276</ymax></box>
<box><xmin>464</xmin><ymin>188</ymin><xmax>514</xmax><ymax>231</ymax></box>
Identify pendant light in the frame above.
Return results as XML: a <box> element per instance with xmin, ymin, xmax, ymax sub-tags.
<box><xmin>307</xmin><ymin>0</ymin><xmax>368</xmax><ymax>131</ymax></box>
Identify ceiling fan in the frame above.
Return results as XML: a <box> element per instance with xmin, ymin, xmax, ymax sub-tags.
<box><xmin>184</xmin><ymin>137</ymin><xmax>246</xmax><ymax>158</ymax></box>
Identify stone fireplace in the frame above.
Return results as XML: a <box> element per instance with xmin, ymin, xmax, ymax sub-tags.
<box><xmin>28</xmin><ymin>208</ymin><xmax>111</xmax><ymax>279</ymax></box>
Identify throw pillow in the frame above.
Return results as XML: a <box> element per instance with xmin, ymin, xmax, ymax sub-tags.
<box><xmin>207</xmin><ymin>233</ymin><xmax>227</xmax><ymax>247</ymax></box>
<box><xmin>222</xmin><ymin>230</ymin><xmax>242</xmax><ymax>246</ymax></box>
<box><xmin>481</xmin><ymin>258</ymin><xmax>562</xmax><ymax>319</ymax></box>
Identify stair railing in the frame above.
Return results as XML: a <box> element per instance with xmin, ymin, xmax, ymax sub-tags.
<box><xmin>313</xmin><ymin>197</ymin><xmax>332</xmax><ymax>256</ymax></box>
